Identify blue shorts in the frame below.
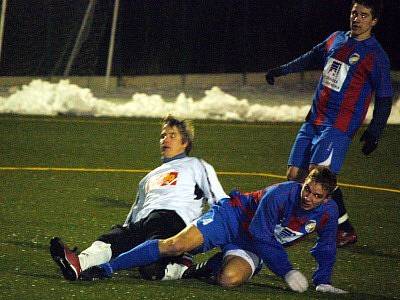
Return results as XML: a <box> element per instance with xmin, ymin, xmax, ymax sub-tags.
<box><xmin>194</xmin><ymin>200</ymin><xmax>262</xmax><ymax>277</ymax></box>
<box><xmin>288</xmin><ymin>123</ymin><xmax>352</xmax><ymax>174</ymax></box>
<box><xmin>193</xmin><ymin>199</ymin><xmax>240</xmax><ymax>253</ymax></box>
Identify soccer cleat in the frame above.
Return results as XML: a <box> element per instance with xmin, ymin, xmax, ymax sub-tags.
<box><xmin>79</xmin><ymin>265</ymin><xmax>110</xmax><ymax>281</ymax></box>
<box><xmin>336</xmin><ymin>229</ymin><xmax>357</xmax><ymax>247</ymax></box>
<box><xmin>176</xmin><ymin>253</ymin><xmax>194</xmax><ymax>268</ymax></box>
<box><xmin>50</xmin><ymin>237</ymin><xmax>81</xmax><ymax>281</ymax></box>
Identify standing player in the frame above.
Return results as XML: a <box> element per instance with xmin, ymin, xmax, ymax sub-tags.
<box><xmin>49</xmin><ymin>115</ymin><xmax>228</xmax><ymax>281</ymax></box>
<box><xmin>265</xmin><ymin>0</ymin><xmax>393</xmax><ymax>246</ymax></box>
<box><xmin>80</xmin><ymin>167</ymin><xmax>347</xmax><ymax>294</ymax></box>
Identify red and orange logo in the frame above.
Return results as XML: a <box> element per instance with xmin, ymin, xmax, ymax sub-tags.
<box><xmin>161</xmin><ymin>171</ymin><xmax>178</xmax><ymax>186</ymax></box>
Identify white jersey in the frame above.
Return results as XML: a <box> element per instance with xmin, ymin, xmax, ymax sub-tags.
<box><xmin>124</xmin><ymin>156</ymin><xmax>228</xmax><ymax>226</ymax></box>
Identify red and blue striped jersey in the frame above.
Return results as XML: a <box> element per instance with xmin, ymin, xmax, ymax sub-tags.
<box><xmin>228</xmin><ymin>181</ymin><xmax>338</xmax><ymax>285</ymax></box>
<box><xmin>281</xmin><ymin>31</ymin><xmax>393</xmax><ymax>137</ymax></box>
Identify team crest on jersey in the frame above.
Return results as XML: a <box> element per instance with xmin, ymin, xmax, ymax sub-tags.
<box><xmin>161</xmin><ymin>171</ymin><xmax>178</xmax><ymax>186</ymax></box>
<box><xmin>349</xmin><ymin>53</ymin><xmax>360</xmax><ymax>65</ymax></box>
<box><xmin>305</xmin><ymin>220</ymin><xmax>317</xmax><ymax>233</ymax></box>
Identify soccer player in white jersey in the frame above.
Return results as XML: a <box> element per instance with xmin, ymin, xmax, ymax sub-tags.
<box><xmin>50</xmin><ymin>115</ymin><xmax>228</xmax><ymax>281</ymax></box>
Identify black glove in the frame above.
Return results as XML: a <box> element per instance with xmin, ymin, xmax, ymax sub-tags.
<box><xmin>265</xmin><ymin>68</ymin><xmax>280</xmax><ymax>85</ymax></box>
<box><xmin>360</xmin><ymin>130</ymin><xmax>378</xmax><ymax>155</ymax></box>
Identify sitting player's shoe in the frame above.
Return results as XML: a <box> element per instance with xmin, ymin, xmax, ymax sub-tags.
<box><xmin>337</xmin><ymin>229</ymin><xmax>357</xmax><ymax>247</ymax></box>
<box><xmin>176</xmin><ymin>253</ymin><xmax>194</xmax><ymax>268</ymax></box>
<box><xmin>161</xmin><ymin>263</ymin><xmax>188</xmax><ymax>281</ymax></box>
<box><xmin>79</xmin><ymin>265</ymin><xmax>110</xmax><ymax>281</ymax></box>
<box><xmin>50</xmin><ymin>237</ymin><xmax>81</xmax><ymax>281</ymax></box>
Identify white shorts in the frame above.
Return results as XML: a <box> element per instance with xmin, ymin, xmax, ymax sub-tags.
<box><xmin>224</xmin><ymin>249</ymin><xmax>262</xmax><ymax>278</ymax></box>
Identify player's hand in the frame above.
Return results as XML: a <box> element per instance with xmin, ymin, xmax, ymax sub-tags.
<box><xmin>265</xmin><ymin>68</ymin><xmax>280</xmax><ymax>85</ymax></box>
<box><xmin>316</xmin><ymin>284</ymin><xmax>348</xmax><ymax>294</ymax></box>
<box><xmin>284</xmin><ymin>270</ymin><xmax>308</xmax><ymax>293</ymax></box>
<box><xmin>359</xmin><ymin>130</ymin><xmax>378</xmax><ymax>155</ymax></box>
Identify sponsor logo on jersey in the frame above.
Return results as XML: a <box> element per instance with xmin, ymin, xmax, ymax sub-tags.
<box><xmin>322</xmin><ymin>57</ymin><xmax>350</xmax><ymax>92</ymax></box>
<box><xmin>305</xmin><ymin>220</ymin><xmax>317</xmax><ymax>233</ymax></box>
<box><xmin>146</xmin><ymin>170</ymin><xmax>179</xmax><ymax>192</ymax></box>
<box><xmin>161</xmin><ymin>171</ymin><xmax>178</xmax><ymax>186</ymax></box>
<box><xmin>349</xmin><ymin>53</ymin><xmax>360</xmax><ymax>65</ymax></box>
<box><xmin>274</xmin><ymin>224</ymin><xmax>304</xmax><ymax>244</ymax></box>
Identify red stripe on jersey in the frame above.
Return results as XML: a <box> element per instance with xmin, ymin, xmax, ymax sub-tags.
<box><xmin>314</xmin><ymin>86</ymin><xmax>331</xmax><ymax>124</ymax></box>
<box><xmin>360</xmin><ymin>93</ymin><xmax>372</xmax><ymax>125</ymax></box>
<box><xmin>325</xmin><ymin>32</ymin><xmax>338</xmax><ymax>52</ymax></box>
<box><xmin>335</xmin><ymin>53</ymin><xmax>374</xmax><ymax>132</ymax></box>
<box><xmin>317</xmin><ymin>212</ymin><xmax>330</xmax><ymax>232</ymax></box>
<box><xmin>314</xmin><ymin>43</ymin><xmax>355</xmax><ymax>124</ymax></box>
<box><xmin>334</xmin><ymin>43</ymin><xmax>355</xmax><ymax>62</ymax></box>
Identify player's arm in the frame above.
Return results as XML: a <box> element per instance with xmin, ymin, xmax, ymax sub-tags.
<box><xmin>197</xmin><ymin>159</ymin><xmax>228</xmax><ymax>204</ymax></box>
<box><xmin>265</xmin><ymin>32</ymin><xmax>337</xmax><ymax>85</ymax></box>
<box><xmin>360</xmin><ymin>56</ymin><xmax>393</xmax><ymax>155</ymax></box>
<box><xmin>249</xmin><ymin>187</ymin><xmax>308</xmax><ymax>292</ymax></box>
<box><xmin>360</xmin><ymin>96</ymin><xmax>392</xmax><ymax>155</ymax></box>
<box><xmin>310</xmin><ymin>206</ymin><xmax>347</xmax><ymax>293</ymax></box>
<box><xmin>123</xmin><ymin>182</ymin><xmax>145</xmax><ymax>226</ymax></box>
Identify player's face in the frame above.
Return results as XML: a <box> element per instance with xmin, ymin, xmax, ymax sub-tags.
<box><xmin>160</xmin><ymin>125</ymin><xmax>188</xmax><ymax>159</ymax></box>
<box><xmin>300</xmin><ymin>179</ymin><xmax>329</xmax><ymax>210</ymax></box>
<box><xmin>350</xmin><ymin>3</ymin><xmax>377</xmax><ymax>41</ymax></box>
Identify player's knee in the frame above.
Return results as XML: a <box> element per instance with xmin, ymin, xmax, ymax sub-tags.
<box><xmin>160</xmin><ymin>238</ymin><xmax>186</xmax><ymax>256</ymax></box>
<box><xmin>217</xmin><ymin>269</ymin><xmax>246</xmax><ymax>288</ymax></box>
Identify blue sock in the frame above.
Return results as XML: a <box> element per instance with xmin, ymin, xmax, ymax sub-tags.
<box><xmin>105</xmin><ymin>239</ymin><xmax>161</xmax><ymax>274</ymax></box>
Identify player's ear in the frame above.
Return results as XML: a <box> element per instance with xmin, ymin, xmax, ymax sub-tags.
<box><xmin>372</xmin><ymin>17</ymin><xmax>378</xmax><ymax>27</ymax></box>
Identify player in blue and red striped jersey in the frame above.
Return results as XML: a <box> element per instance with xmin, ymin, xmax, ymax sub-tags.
<box><xmin>79</xmin><ymin>166</ymin><xmax>347</xmax><ymax>294</ymax></box>
<box><xmin>265</xmin><ymin>0</ymin><xmax>393</xmax><ymax>247</ymax></box>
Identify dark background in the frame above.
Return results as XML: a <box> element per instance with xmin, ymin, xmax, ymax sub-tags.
<box><xmin>0</xmin><ymin>0</ymin><xmax>399</xmax><ymax>76</ymax></box>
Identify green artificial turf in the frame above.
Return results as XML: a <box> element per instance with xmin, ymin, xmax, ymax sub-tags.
<box><xmin>0</xmin><ymin>115</ymin><xmax>399</xmax><ymax>299</ymax></box>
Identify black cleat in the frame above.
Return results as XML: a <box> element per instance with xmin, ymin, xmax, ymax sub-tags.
<box><xmin>50</xmin><ymin>237</ymin><xmax>81</xmax><ymax>281</ymax></box>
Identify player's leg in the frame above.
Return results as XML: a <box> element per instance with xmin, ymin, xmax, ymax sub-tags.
<box><xmin>217</xmin><ymin>249</ymin><xmax>262</xmax><ymax>288</ymax></box>
<box><xmin>309</xmin><ymin>126</ymin><xmax>357</xmax><ymax>246</ymax></box>
<box><xmin>80</xmin><ymin>224</ymin><xmax>205</xmax><ymax>281</ymax></box>
<box><xmin>287</xmin><ymin>123</ymin><xmax>315</xmax><ymax>182</ymax></box>
<box><xmin>181</xmin><ymin>246</ymin><xmax>262</xmax><ymax>287</ymax></box>
<box><xmin>50</xmin><ymin>224</ymin><xmax>143</xmax><ymax>281</ymax></box>
<box><xmin>80</xmin><ymin>200</ymin><xmax>232</xmax><ymax>281</ymax></box>
<box><xmin>81</xmin><ymin>224</ymin><xmax>143</xmax><ymax>269</ymax></box>
<box><xmin>138</xmin><ymin>209</ymin><xmax>189</xmax><ymax>280</ymax></box>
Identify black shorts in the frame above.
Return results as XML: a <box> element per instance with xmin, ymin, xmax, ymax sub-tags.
<box><xmin>97</xmin><ymin>209</ymin><xmax>186</xmax><ymax>258</ymax></box>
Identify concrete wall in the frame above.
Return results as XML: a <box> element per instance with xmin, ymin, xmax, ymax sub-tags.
<box><xmin>1</xmin><ymin>71</ymin><xmax>399</xmax><ymax>91</ymax></box>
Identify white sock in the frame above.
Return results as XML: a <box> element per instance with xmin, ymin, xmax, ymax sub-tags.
<box><xmin>78</xmin><ymin>241</ymin><xmax>112</xmax><ymax>271</ymax></box>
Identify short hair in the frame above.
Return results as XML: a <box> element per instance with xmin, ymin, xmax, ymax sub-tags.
<box><xmin>306</xmin><ymin>166</ymin><xmax>337</xmax><ymax>195</ymax></box>
<box><xmin>162</xmin><ymin>115</ymin><xmax>194</xmax><ymax>154</ymax></box>
<box><xmin>352</xmin><ymin>0</ymin><xmax>383</xmax><ymax>19</ymax></box>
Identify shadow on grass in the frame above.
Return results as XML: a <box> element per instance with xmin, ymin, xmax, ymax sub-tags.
<box><xmin>89</xmin><ymin>196</ymin><xmax>131</xmax><ymax>208</ymax></box>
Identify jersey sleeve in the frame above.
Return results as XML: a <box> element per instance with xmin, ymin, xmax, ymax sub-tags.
<box><xmin>197</xmin><ymin>159</ymin><xmax>228</xmax><ymax>204</ymax></box>
<box><xmin>372</xmin><ymin>51</ymin><xmax>393</xmax><ymax>98</ymax></box>
<box><xmin>248</xmin><ymin>186</ymin><xmax>293</xmax><ymax>277</ymax></box>
<box><xmin>366</xmin><ymin>51</ymin><xmax>394</xmax><ymax>139</ymax></box>
<box><xmin>310</xmin><ymin>203</ymin><xmax>338</xmax><ymax>285</ymax></box>
<box><xmin>278</xmin><ymin>32</ymin><xmax>335</xmax><ymax>76</ymax></box>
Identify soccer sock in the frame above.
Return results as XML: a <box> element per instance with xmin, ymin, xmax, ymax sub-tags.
<box><xmin>79</xmin><ymin>241</ymin><xmax>112</xmax><ymax>271</ymax></box>
<box><xmin>332</xmin><ymin>187</ymin><xmax>353</xmax><ymax>231</ymax></box>
<box><xmin>107</xmin><ymin>239</ymin><xmax>160</xmax><ymax>274</ymax></box>
<box><xmin>182</xmin><ymin>251</ymin><xmax>224</xmax><ymax>279</ymax></box>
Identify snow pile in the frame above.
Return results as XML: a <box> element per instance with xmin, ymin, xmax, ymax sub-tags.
<box><xmin>0</xmin><ymin>79</ymin><xmax>399</xmax><ymax>123</ymax></box>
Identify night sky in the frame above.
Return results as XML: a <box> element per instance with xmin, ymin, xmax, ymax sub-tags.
<box><xmin>0</xmin><ymin>0</ymin><xmax>399</xmax><ymax>76</ymax></box>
